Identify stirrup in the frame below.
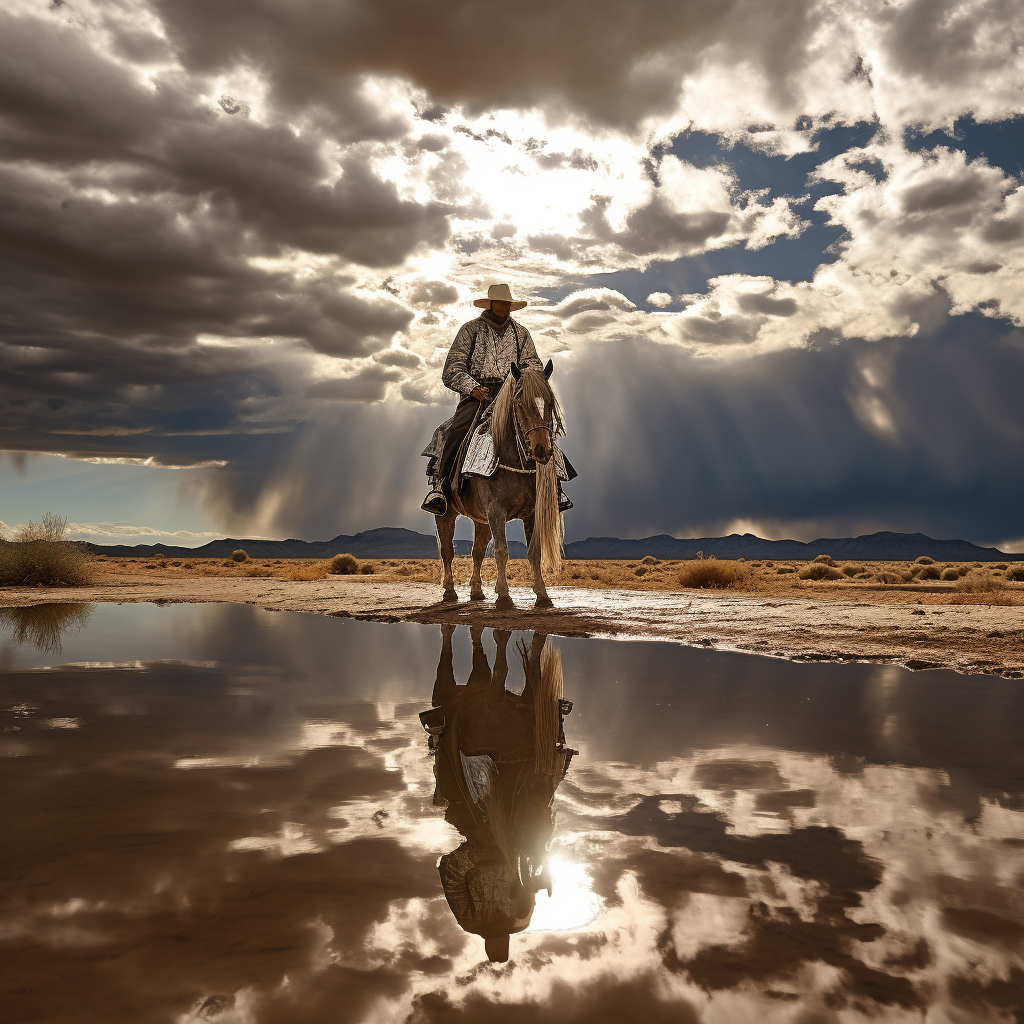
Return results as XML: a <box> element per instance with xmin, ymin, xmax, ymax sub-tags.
<box><xmin>421</xmin><ymin>490</ymin><xmax>448</xmax><ymax>516</ymax></box>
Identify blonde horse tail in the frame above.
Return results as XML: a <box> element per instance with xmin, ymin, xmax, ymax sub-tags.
<box><xmin>534</xmin><ymin>640</ymin><xmax>564</xmax><ymax>775</ymax></box>
<box><xmin>531</xmin><ymin>459</ymin><xmax>563</xmax><ymax>577</ymax></box>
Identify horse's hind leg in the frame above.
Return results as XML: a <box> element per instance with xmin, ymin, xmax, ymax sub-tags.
<box><xmin>435</xmin><ymin>507</ymin><xmax>458</xmax><ymax>603</ymax></box>
<box><xmin>469</xmin><ymin>521</ymin><xmax>491</xmax><ymax>601</ymax></box>
<box><xmin>487</xmin><ymin>508</ymin><xmax>515</xmax><ymax>612</ymax></box>
<box><xmin>523</xmin><ymin>516</ymin><xmax>553</xmax><ymax>609</ymax></box>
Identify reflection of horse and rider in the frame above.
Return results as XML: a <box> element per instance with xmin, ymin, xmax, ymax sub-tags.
<box><xmin>421</xmin><ymin>284</ymin><xmax>577</xmax><ymax>609</ymax></box>
<box><xmin>419</xmin><ymin>626</ymin><xmax>577</xmax><ymax>963</ymax></box>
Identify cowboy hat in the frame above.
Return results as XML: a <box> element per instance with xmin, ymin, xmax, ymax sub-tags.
<box><xmin>473</xmin><ymin>283</ymin><xmax>527</xmax><ymax>310</ymax></box>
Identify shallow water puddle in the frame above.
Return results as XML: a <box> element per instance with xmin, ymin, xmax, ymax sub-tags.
<box><xmin>2</xmin><ymin>602</ymin><xmax>1023</xmax><ymax>1023</ymax></box>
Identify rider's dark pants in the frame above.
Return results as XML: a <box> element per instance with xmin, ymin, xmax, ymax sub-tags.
<box><xmin>435</xmin><ymin>385</ymin><xmax>500</xmax><ymax>496</ymax></box>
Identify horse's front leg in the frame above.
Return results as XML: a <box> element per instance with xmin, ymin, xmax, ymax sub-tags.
<box><xmin>523</xmin><ymin>516</ymin><xmax>553</xmax><ymax>609</ymax></box>
<box><xmin>435</xmin><ymin>506</ymin><xmax>458</xmax><ymax>603</ymax></box>
<box><xmin>486</xmin><ymin>508</ymin><xmax>514</xmax><ymax>611</ymax></box>
<box><xmin>469</xmin><ymin>520</ymin><xmax>491</xmax><ymax>601</ymax></box>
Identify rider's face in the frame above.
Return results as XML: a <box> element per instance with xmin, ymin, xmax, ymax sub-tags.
<box><xmin>490</xmin><ymin>300</ymin><xmax>512</xmax><ymax>318</ymax></box>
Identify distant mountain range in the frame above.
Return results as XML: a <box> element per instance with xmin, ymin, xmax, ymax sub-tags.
<box><xmin>84</xmin><ymin>527</ymin><xmax>1021</xmax><ymax>562</ymax></box>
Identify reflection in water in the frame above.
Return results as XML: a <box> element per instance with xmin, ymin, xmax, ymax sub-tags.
<box><xmin>420</xmin><ymin>626</ymin><xmax>577</xmax><ymax>962</ymax></box>
<box><xmin>2</xmin><ymin>602</ymin><xmax>1024</xmax><ymax>1023</ymax></box>
<box><xmin>0</xmin><ymin>602</ymin><xmax>91</xmax><ymax>656</ymax></box>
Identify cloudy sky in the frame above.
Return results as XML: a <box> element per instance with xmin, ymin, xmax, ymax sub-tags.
<box><xmin>1</xmin><ymin>0</ymin><xmax>1023</xmax><ymax>547</ymax></box>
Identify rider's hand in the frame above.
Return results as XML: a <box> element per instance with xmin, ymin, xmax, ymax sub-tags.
<box><xmin>471</xmin><ymin>386</ymin><xmax>490</xmax><ymax>403</ymax></box>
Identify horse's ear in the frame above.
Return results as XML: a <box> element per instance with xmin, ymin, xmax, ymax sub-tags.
<box><xmin>510</xmin><ymin>363</ymin><xmax>521</xmax><ymax>381</ymax></box>
<box><xmin>543</xmin><ymin>359</ymin><xmax>553</xmax><ymax>378</ymax></box>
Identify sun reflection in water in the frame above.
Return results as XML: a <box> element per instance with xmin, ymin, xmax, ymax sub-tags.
<box><xmin>525</xmin><ymin>856</ymin><xmax>601</xmax><ymax>932</ymax></box>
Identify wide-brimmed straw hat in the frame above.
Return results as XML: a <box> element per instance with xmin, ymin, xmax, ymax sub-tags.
<box><xmin>474</xmin><ymin>283</ymin><xmax>527</xmax><ymax>310</ymax></box>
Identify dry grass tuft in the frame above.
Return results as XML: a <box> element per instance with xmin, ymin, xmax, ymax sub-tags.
<box><xmin>940</xmin><ymin>567</ymin><xmax>960</xmax><ymax>580</ymax></box>
<box><xmin>917</xmin><ymin>565</ymin><xmax>941</xmax><ymax>581</ymax></box>
<box><xmin>634</xmin><ymin>566</ymin><xmax>647</xmax><ymax>577</ymax></box>
<box><xmin>329</xmin><ymin>553</ymin><xmax>359</xmax><ymax>575</ymax></box>
<box><xmin>955</xmin><ymin>576</ymin><xmax>1003</xmax><ymax>594</ymax></box>
<box><xmin>641</xmin><ymin>555</ymin><xmax>660</xmax><ymax>565</ymax></box>
<box><xmin>812</xmin><ymin>554</ymin><xmax>834</xmax><ymax>565</ymax></box>
<box><xmin>0</xmin><ymin>514</ymin><xmax>93</xmax><ymax>587</ymax></box>
<box><xmin>677</xmin><ymin>557</ymin><xmax>750</xmax><ymax>590</ymax></box>
<box><xmin>875</xmin><ymin>572</ymin><xmax>902</xmax><ymax>584</ymax></box>
<box><xmin>288</xmin><ymin>562</ymin><xmax>329</xmax><ymax>581</ymax></box>
<box><xmin>799</xmin><ymin>563</ymin><xmax>844</xmax><ymax>581</ymax></box>
<box><xmin>994</xmin><ymin>563</ymin><xmax>1008</xmax><ymax>570</ymax></box>
<box><xmin>1005</xmin><ymin>565</ymin><xmax>1024</xmax><ymax>582</ymax></box>
<box><xmin>231</xmin><ymin>549</ymin><xmax>248</xmax><ymax>562</ymax></box>
<box><xmin>915</xmin><ymin>556</ymin><xmax>935</xmax><ymax>565</ymax></box>
<box><xmin>776</xmin><ymin>565</ymin><xmax>796</xmax><ymax>574</ymax></box>
<box><xmin>360</xmin><ymin>562</ymin><xmax>375</xmax><ymax>574</ymax></box>
<box><xmin>842</xmin><ymin>565</ymin><xmax>864</xmax><ymax>577</ymax></box>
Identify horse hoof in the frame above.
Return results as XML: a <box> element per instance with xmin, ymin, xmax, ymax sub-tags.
<box><xmin>469</xmin><ymin>589</ymin><xmax>485</xmax><ymax>601</ymax></box>
<box><xmin>494</xmin><ymin>595</ymin><xmax>515</xmax><ymax>612</ymax></box>
<box><xmin>534</xmin><ymin>596</ymin><xmax>554</xmax><ymax>609</ymax></box>
<box><xmin>442</xmin><ymin>589</ymin><xmax>459</xmax><ymax>603</ymax></box>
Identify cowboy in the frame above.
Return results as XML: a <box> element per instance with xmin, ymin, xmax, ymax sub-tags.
<box><xmin>421</xmin><ymin>283</ymin><xmax>574</xmax><ymax>515</ymax></box>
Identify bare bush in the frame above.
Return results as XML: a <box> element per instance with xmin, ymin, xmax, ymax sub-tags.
<box><xmin>641</xmin><ymin>555</ymin><xmax>660</xmax><ymax>565</ymax></box>
<box><xmin>329</xmin><ymin>553</ymin><xmax>359</xmax><ymax>575</ymax></box>
<box><xmin>940</xmin><ymin>568</ymin><xmax>960</xmax><ymax>580</ymax></box>
<box><xmin>0</xmin><ymin>603</ymin><xmax>92</xmax><ymax>655</ymax></box>
<box><xmin>0</xmin><ymin>514</ymin><xmax>93</xmax><ymax>587</ymax></box>
<box><xmin>231</xmin><ymin>549</ymin><xmax>248</xmax><ymax>562</ymax></box>
<box><xmin>812</xmin><ymin>554</ymin><xmax>834</xmax><ymax>565</ymax></box>
<box><xmin>799</xmin><ymin>563</ymin><xmax>844</xmax><ymax>581</ymax></box>
<box><xmin>677</xmin><ymin>557</ymin><xmax>750</xmax><ymax>590</ymax></box>
<box><xmin>360</xmin><ymin>563</ymin><xmax>375</xmax><ymax>574</ymax></box>
<box><xmin>1006</xmin><ymin>566</ymin><xmax>1024</xmax><ymax>582</ymax></box>
<box><xmin>917</xmin><ymin>565</ymin><xmax>941</xmax><ymax>580</ymax></box>
<box><xmin>915</xmin><ymin>556</ymin><xmax>935</xmax><ymax>565</ymax></box>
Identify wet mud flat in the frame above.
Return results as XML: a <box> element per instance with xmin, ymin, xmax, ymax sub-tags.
<box><xmin>2</xmin><ymin>602</ymin><xmax>1024</xmax><ymax>1023</ymax></box>
<box><xmin>2</xmin><ymin>570</ymin><xmax>1022</xmax><ymax>676</ymax></box>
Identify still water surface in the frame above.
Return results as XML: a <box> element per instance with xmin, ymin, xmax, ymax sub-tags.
<box><xmin>2</xmin><ymin>602</ymin><xmax>1024</xmax><ymax>1023</ymax></box>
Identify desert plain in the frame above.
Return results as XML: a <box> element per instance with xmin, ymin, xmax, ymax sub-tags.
<box><xmin>2</xmin><ymin>552</ymin><xmax>1021</xmax><ymax>678</ymax></box>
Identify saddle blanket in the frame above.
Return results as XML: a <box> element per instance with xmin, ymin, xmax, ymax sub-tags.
<box><xmin>421</xmin><ymin>414</ymin><xmax>569</xmax><ymax>481</ymax></box>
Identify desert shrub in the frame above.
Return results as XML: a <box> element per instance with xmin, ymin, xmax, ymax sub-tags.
<box><xmin>591</xmin><ymin>573</ymin><xmax>601</xmax><ymax>580</ymax></box>
<box><xmin>764</xmin><ymin>561</ymin><xmax>774</xmax><ymax>567</ymax></box>
<box><xmin>152</xmin><ymin>551</ymin><xmax>165</xmax><ymax>559</ymax></box>
<box><xmin>183</xmin><ymin>562</ymin><xmax>194</xmax><ymax>569</ymax></box>
<box><xmin>360</xmin><ymin>563</ymin><xmax>375</xmax><ymax>574</ymax></box>
<box><xmin>799</xmin><ymin>563</ymin><xmax>844</xmax><ymax>581</ymax></box>
<box><xmin>329</xmin><ymin>553</ymin><xmax>359</xmax><ymax>575</ymax></box>
<box><xmin>1005</xmin><ymin>566</ymin><xmax>1024</xmax><ymax>582</ymax></box>
<box><xmin>634</xmin><ymin>566</ymin><xmax>647</xmax><ymax>577</ymax></box>
<box><xmin>0</xmin><ymin>514</ymin><xmax>93</xmax><ymax>587</ymax></box>
<box><xmin>855</xmin><ymin>572</ymin><xmax>873</xmax><ymax>580</ymax></box>
<box><xmin>842</xmin><ymin>565</ymin><xmax>863</xmax><ymax>577</ymax></box>
<box><xmin>0</xmin><ymin>603</ymin><xmax>92</xmax><ymax>656</ymax></box>
<box><xmin>940</xmin><ymin>567</ymin><xmax>960</xmax><ymax>580</ymax></box>
<box><xmin>231</xmin><ymin>549</ymin><xmax>249</xmax><ymax>562</ymax></box>
<box><xmin>875</xmin><ymin>572</ymin><xmax>902</xmax><ymax>584</ymax></box>
<box><xmin>915</xmin><ymin>556</ymin><xmax>935</xmax><ymax>565</ymax></box>
<box><xmin>955</xmin><ymin>576</ymin><xmax>1003</xmax><ymax>594</ymax></box>
<box><xmin>777</xmin><ymin>565</ymin><xmax>796</xmax><ymax>574</ymax></box>
<box><xmin>641</xmin><ymin>555</ymin><xmax>660</xmax><ymax>565</ymax></box>
<box><xmin>169</xmin><ymin>560</ymin><xmax>181</xmax><ymax>567</ymax></box>
<box><xmin>677</xmin><ymin>558</ymin><xmax>749</xmax><ymax>590</ymax></box>
<box><xmin>917</xmin><ymin>565</ymin><xmax>941</xmax><ymax>580</ymax></box>
<box><xmin>993</xmin><ymin>562</ymin><xmax>1008</xmax><ymax>570</ymax></box>
<box><xmin>812</xmin><ymin>554</ymin><xmax>834</xmax><ymax>565</ymax></box>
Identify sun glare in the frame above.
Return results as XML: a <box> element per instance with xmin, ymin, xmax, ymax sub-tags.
<box><xmin>525</xmin><ymin>855</ymin><xmax>602</xmax><ymax>933</ymax></box>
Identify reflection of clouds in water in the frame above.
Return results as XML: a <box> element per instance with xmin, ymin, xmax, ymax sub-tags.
<box><xmin>3</xmin><ymin>609</ymin><xmax>1024</xmax><ymax>1022</ymax></box>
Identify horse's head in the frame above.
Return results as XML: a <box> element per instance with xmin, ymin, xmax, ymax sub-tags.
<box><xmin>500</xmin><ymin>359</ymin><xmax>561</xmax><ymax>464</ymax></box>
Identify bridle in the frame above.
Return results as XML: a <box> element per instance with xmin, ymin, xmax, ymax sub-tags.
<box><xmin>507</xmin><ymin>385</ymin><xmax>562</xmax><ymax>471</ymax></box>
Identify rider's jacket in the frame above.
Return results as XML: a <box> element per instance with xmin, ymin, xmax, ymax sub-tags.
<box><xmin>442</xmin><ymin>314</ymin><xmax>543</xmax><ymax>397</ymax></box>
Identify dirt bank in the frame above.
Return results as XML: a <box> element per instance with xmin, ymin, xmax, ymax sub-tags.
<box><xmin>2</xmin><ymin>558</ymin><xmax>1022</xmax><ymax>677</ymax></box>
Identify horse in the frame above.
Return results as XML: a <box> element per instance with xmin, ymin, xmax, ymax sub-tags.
<box><xmin>434</xmin><ymin>360</ymin><xmax>564</xmax><ymax>610</ymax></box>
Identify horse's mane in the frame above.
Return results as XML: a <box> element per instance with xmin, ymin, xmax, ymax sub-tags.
<box><xmin>489</xmin><ymin>368</ymin><xmax>563</xmax><ymax>451</ymax></box>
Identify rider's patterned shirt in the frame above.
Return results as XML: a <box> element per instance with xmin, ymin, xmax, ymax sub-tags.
<box><xmin>441</xmin><ymin>314</ymin><xmax>543</xmax><ymax>397</ymax></box>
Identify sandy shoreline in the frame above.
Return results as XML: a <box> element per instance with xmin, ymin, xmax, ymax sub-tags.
<box><xmin>2</xmin><ymin>565</ymin><xmax>1021</xmax><ymax>678</ymax></box>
